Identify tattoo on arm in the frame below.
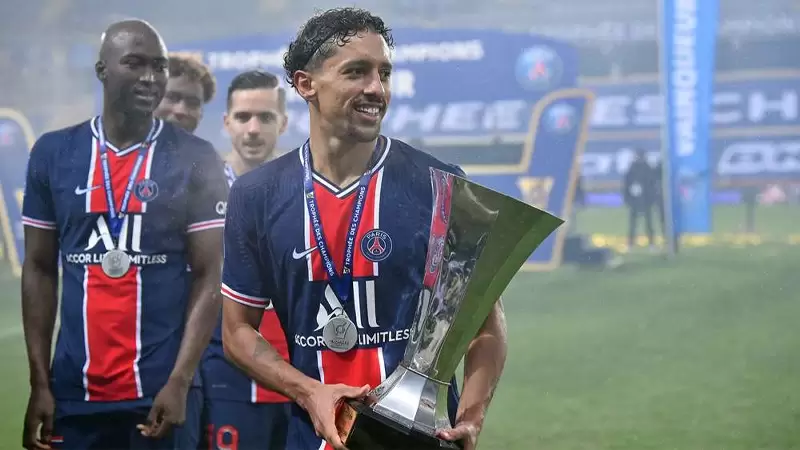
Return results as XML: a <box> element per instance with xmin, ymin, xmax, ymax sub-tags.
<box><xmin>486</xmin><ymin>384</ymin><xmax>498</xmax><ymax>405</ymax></box>
<box><xmin>252</xmin><ymin>334</ymin><xmax>283</xmax><ymax>363</ymax></box>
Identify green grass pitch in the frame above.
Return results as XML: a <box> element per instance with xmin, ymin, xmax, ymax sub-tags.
<box><xmin>0</xmin><ymin>204</ymin><xmax>798</xmax><ymax>449</ymax></box>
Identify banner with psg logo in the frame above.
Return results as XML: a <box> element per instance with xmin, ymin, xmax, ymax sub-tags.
<box><xmin>158</xmin><ymin>29</ymin><xmax>591</xmax><ymax>270</ymax></box>
<box><xmin>0</xmin><ymin>109</ymin><xmax>36</xmax><ymax>276</ymax></box>
<box><xmin>469</xmin><ymin>91</ymin><xmax>593</xmax><ymax>270</ymax></box>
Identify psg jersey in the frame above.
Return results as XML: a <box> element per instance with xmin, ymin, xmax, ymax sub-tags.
<box><xmin>199</xmin><ymin>161</ymin><xmax>291</xmax><ymax>404</ymax></box>
<box><xmin>21</xmin><ymin>117</ymin><xmax>229</xmax><ymax>416</ymax></box>
<box><xmin>221</xmin><ymin>137</ymin><xmax>462</xmax><ymax>449</ymax></box>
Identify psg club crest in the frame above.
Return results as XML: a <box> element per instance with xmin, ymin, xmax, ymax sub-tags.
<box><xmin>360</xmin><ymin>229</ymin><xmax>393</xmax><ymax>262</ymax></box>
<box><xmin>515</xmin><ymin>45</ymin><xmax>563</xmax><ymax>91</ymax></box>
<box><xmin>134</xmin><ymin>179</ymin><xmax>159</xmax><ymax>202</ymax></box>
<box><xmin>545</xmin><ymin>102</ymin><xmax>577</xmax><ymax>133</ymax></box>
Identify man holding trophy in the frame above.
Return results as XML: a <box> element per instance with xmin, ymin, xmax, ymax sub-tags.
<box><xmin>220</xmin><ymin>7</ymin><xmax>563</xmax><ymax>450</ymax></box>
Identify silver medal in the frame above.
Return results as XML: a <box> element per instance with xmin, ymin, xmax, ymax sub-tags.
<box><xmin>322</xmin><ymin>315</ymin><xmax>358</xmax><ymax>353</ymax></box>
<box><xmin>101</xmin><ymin>249</ymin><xmax>131</xmax><ymax>278</ymax></box>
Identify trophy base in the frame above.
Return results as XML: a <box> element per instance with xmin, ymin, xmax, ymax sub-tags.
<box><xmin>336</xmin><ymin>399</ymin><xmax>462</xmax><ymax>450</ymax></box>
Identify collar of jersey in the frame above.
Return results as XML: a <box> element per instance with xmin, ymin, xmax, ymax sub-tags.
<box><xmin>299</xmin><ymin>135</ymin><xmax>392</xmax><ymax>198</ymax></box>
<box><xmin>90</xmin><ymin>116</ymin><xmax>164</xmax><ymax>156</ymax></box>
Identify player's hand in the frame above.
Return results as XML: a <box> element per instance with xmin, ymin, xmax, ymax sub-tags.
<box><xmin>137</xmin><ymin>377</ymin><xmax>189</xmax><ymax>439</ymax></box>
<box><xmin>437</xmin><ymin>420</ymin><xmax>481</xmax><ymax>450</ymax></box>
<box><xmin>298</xmin><ymin>382</ymin><xmax>370</xmax><ymax>450</ymax></box>
<box><xmin>22</xmin><ymin>386</ymin><xmax>55</xmax><ymax>450</ymax></box>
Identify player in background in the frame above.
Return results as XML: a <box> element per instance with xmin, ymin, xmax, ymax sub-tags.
<box><xmin>154</xmin><ymin>54</ymin><xmax>216</xmax><ymax>134</ymax></box>
<box><xmin>20</xmin><ymin>19</ymin><xmax>228</xmax><ymax>450</ymax></box>
<box><xmin>219</xmin><ymin>8</ymin><xmax>507</xmax><ymax>450</ymax></box>
<box><xmin>153</xmin><ymin>53</ymin><xmax>218</xmax><ymax>450</ymax></box>
<box><xmin>200</xmin><ymin>69</ymin><xmax>291</xmax><ymax>450</ymax></box>
<box><xmin>222</xmin><ymin>70</ymin><xmax>287</xmax><ymax>176</ymax></box>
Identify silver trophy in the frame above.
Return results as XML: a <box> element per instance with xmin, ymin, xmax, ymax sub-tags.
<box><xmin>336</xmin><ymin>168</ymin><xmax>564</xmax><ymax>449</ymax></box>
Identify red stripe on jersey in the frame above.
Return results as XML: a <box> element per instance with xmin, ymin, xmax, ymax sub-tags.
<box><xmin>84</xmin><ymin>264</ymin><xmax>140</xmax><ymax>401</ymax></box>
<box><xmin>308</xmin><ymin>174</ymin><xmax>381</xmax><ymax>281</ymax></box>
<box><xmin>89</xmin><ymin>140</ymin><xmax>150</xmax><ymax>214</ymax></box>
<box><xmin>423</xmin><ymin>172</ymin><xmax>453</xmax><ymax>288</ymax></box>
<box><xmin>254</xmin><ymin>308</ymin><xmax>291</xmax><ymax>403</ymax></box>
<box><xmin>319</xmin><ymin>348</ymin><xmax>384</xmax><ymax>450</ymax></box>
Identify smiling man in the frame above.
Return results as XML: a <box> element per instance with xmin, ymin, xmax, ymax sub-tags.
<box><xmin>218</xmin><ymin>8</ymin><xmax>507</xmax><ymax>450</ymax></box>
<box><xmin>20</xmin><ymin>19</ymin><xmax>228</xmax><ymax>450</ymax></box>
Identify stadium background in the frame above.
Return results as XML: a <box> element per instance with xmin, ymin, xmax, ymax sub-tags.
<box><xmin>0</xmin><ymin>0</ymin><xmax>799</xmax><ymax>448</ymax></box>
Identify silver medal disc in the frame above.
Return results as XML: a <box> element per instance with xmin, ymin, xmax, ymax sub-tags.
<box><xmin>101</xmin><ymin>249</ymin><xmax>131</xmax><ymax>278</ymax></box>
<box><xmin>322</xmin><ymin>315</ymin><xmax>358</xmax><ymax>353</ymax></box>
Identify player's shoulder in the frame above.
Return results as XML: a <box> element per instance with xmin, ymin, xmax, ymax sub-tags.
<box><xmin>385</xmin><ymin>137</ymin><xmax>466</xmax><ymax>177</ymax></box>
<box><xmin>31</xmin><ymin>119</ymin><xmax>93</xmax><ymax>156</ymax></box>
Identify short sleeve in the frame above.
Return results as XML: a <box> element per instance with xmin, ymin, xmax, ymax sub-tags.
<box><xmin>186</xmin><ymin>143</ymin><xmax>229</xmax><ymax>233</ymax></box>
<box><xmin>221</xmin><ymin>181</ymin><xmax>272</xmax><ymax>309</ymax></box>
<box><xmin>21</xmin><ymin>136</ymin><xmax>57</xmax><ymax>230</ymax></box>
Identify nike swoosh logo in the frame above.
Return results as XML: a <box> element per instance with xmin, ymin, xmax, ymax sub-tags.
<box><xmin>75</xmin><ymin>185</ymin><xmax>101</xmax><ymax>195</ymax></box>
<box><xmin>292</xmin><ymin>246</ymin><xmax>318</xmax><ymax>260</ymax></box>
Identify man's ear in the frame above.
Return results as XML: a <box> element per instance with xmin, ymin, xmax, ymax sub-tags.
<box><xmin>293</xmin><ymin>70</ymin><xmax>316</xmax><ymax>102</ymax></box>
<box><xmin>95</xmin><ymin>61</ymin><xmax>107</xmax><ymax>82</ymax></box>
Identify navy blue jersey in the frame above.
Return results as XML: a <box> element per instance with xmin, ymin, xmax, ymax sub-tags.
<box><xmin>221</xmin><ymin>137</ymin><xmax>461</xmax><ymax>449</ymax></box>
<box><xmin>22</xmin><ymin>117</ymin><xmax>228</xmax><ymax>416</ymax></box>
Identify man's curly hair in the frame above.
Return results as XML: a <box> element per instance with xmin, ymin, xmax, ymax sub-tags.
<box><xmin>167</xmin><ymin>55</ymin><xmax>217</xmax><ymax>104</ymax></box>
<box><xmin>282</xmin><ymin>7</ymin><xmax>394</xmax><ymax>89</ymax></box>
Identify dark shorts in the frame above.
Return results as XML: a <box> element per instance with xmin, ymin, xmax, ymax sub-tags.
<box><xmin>51</xmin><ymin>410</ymin><xmax>175</xmax><ymax>450</ymax></box>
<box><xmin>201</xmin><ymin>399</ymin><xmax>290</xmax><ymax>450</ymax></box>
<box><xmin>52</xmin><ymin>387</ymin><xmax>203</xmax><ymax>450</ymax></box>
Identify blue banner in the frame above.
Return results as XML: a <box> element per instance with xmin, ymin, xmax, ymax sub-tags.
<box><xmin>660</xmin><ymin>0</ymin><xmax>719</xmax><ymax>235</ymax></box>
<box><xmin>581</xmin><ymin>136</ymin><xmax>800</xmax><ymax>189</ymax></box>
<box><xmin>576</xmin><ymin>73</ymin><xmax>800</xmax><ymax>190</ymax></box>
<box><xmin>158</xmin><ymin>29</ymin><xmax>587</xmax><ymax>271</ymax></box>
<box><xmin>0</xmin><ymin>109</ymin><xmax>36</xmax><ymax>276</ymax></box>
<box><xmin>160</xmin><ymin>29</ymin><xmax>580</xmax><ymax>152</ymax></box>
<box><xmin>469</xmin><ymin>90</ymin><xmax>593</xmax><ymax>270</ymax></box>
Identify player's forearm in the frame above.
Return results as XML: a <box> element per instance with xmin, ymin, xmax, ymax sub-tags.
<box><xmin>223</xmin><ymin>322</ymin><xmax>320</xmax><ymax>404</ymax></box>
<box><xmin>169</xmin><ymin>270</ymin><xmax>221</xmax><ymax>386</ymax></box>
<box><xmin>21</xmin><ymin>261</ymin><xmax>59</xmax><ymax>389</ymax></box>
<box><xmin>456</xmin><ymin>302</ymin><xmax>508</xmax><ymax>427</ymax></box>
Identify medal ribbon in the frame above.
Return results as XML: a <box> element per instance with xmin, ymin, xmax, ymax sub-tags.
<box><xmin>301</xmin><ymin>140</ymin><xmax>380</xmax><ymax>305</ymax></box>
<box><xmin>97</xmin><ymin>117</ymin><xmax>158</xmax><ymax>247</ymax></box>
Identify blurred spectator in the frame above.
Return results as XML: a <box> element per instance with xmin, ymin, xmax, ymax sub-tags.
<box><xmin>622</xmin><ymin>148</ymin><xmax>656</xmax><ymax>249</ymax></box>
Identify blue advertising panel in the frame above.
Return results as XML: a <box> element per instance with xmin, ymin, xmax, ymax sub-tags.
<box><xmin>160</xmin><ymin>29</ymin><xmax>590</xmax><ymax>271</ymax></box>
<box><xmin>468</xmin><ymin>90</ymin><xmax>593</xmax><ymax>270</ymax></box>
<box><xmin>660</xmin><ymin>0</ymin><xmax>718</xmax><ymax>235</ymax></box>
<box><xmin>166</xmin><ymin>29</ymin><xmax>580</xmax><ymax>151</ymax></box>
<box><xmin>580</xmin><ymin>72</ymin><xmax>800</xmax><ymax>191</ymax></box>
